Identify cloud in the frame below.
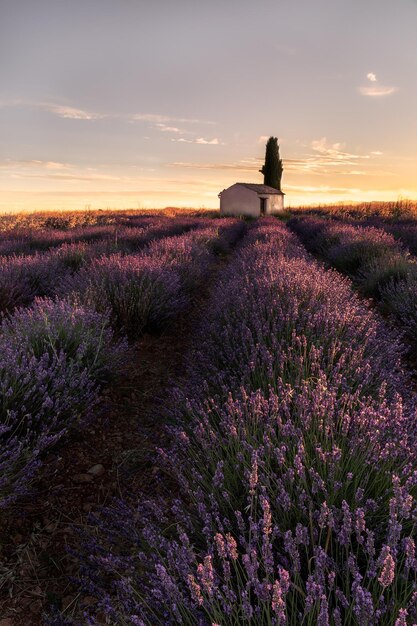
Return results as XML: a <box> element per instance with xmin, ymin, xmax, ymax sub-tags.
<box><xmin>169</xmin><ymin>140</ymin><xmax>387</xmax><ymax>180</ymax></box>
<box><xmin>310</xmin><ymin>137</ymin><xmax>371</xmax><ymax>162</ymax></box>
<box><xmin>172</xmin><ymin>137</ymin><xmax>221</xmax><ymax>145</ymax></box>
<box><xmin>0</xmin><ymin>159</ymin><xmax>70</xmax><ymax>170</ymax></box>
<box><xmin>196</xmin><ymin>137</ymin><xmax>220</xmax><ymax>145</ymax></box>
<box><xmin>168</xmin><ymin>158</ymin><xmax>258</xmax><ymax>171</ymax></box>
<box><xmin>1</xmin><ymin>101</ymin><xmax>215</xmax><ymax>130</ymax></box>
<box><xmin>132</xmin><ymin>113</ymin><xmax>214</xmax><ymax>125</ymax></box>
<box><xmin>358</xmin><ymin>73</ymin><xmax>398</xmax><ymax>97</ymax></box>
<box><xmin>132</xmin><ymin>114</ymin><xmax>217</xmax><ymax>137</ymax></box>
<box><xmin>359</xmin><ymin>85</ymin><xmax>398</xmax><ymax>97</ymax></box>
<box><xmin>286</xmin><ymin>184</ymin><xmax>361</xmax><ymax>194</ymax></box>
<box><xmin>0</xmin><ymin>100</ymin><xmax>108</xmax><ymax>120</ymax></box>
<box><xmin>0</xmin><ymin>159</ymin><xmax>123</xmax><ymax>182</ymax></box>
<box><xmin>21</xmin><ymin>173</ymin><xmax>122</xmax><ymax>182</ymax></box>
<box><xmin>155</xmin><ymin>123</ymin><xmax>185</xmax><ymax>133</ymax></box>
<box><xmin>283</xmin><ymin>138</ymin><xmax>387</xmax><ymax>176</ymax></box>
<box><xmin>44</xmin><ymin>104</ymin><xmax>106</xmax><ymax>120</ymax></box>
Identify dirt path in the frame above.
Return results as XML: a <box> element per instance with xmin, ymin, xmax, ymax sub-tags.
<box><xmin>0</xmin><ymin>253</ymin><xmax>231</xmax><ymax>625</ymax></box>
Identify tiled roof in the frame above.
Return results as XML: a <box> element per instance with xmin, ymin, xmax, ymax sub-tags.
<box><xmin>236</xmin><ymin>183</ymin><xmax>285</xmax><ymax>195</ymax></box>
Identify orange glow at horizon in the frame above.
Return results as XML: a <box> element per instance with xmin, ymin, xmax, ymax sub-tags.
<box><xmin>2</xmin><ymin>148</ymin><xmax>417</xmax><ymax>213</ymax></box>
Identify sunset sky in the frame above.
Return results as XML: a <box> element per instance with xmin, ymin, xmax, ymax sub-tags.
<box><xmin>1</xmin><ymin>0</ymin><xmax>417</xmax><ymax>212</ymax></box>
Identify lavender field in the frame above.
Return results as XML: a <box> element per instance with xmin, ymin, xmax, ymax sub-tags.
<box><xmin>1</xmin><ymin>211</ymin><xmax>417</xmax><ymax>626</ymax></box>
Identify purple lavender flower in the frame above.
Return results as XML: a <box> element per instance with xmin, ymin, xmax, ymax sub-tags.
<box><xmin>197</xmin><ymin>555</ymin><xmax>214</xmax><ymax>596</ymax></box>
<box><xmin>0</xmin><ymin>295</ymin><xmax>125</xmax><ymax>507</ymax></box>
<box><xmin>318</xmin><ymin>594</ymin><xmax>330</xmax><ymax>626</ymax></box>
<box><xmin>271</xmin><ymin>580</ymin><xmax>286</xmax><ymax>624</ymax></box>
<box><xmin>378</xmin><ymin>545</ymin><xmax>396</xmax><ymax>588</ymax></box>
<box><xmin>395</xmin><ymin>608</ymin><xmax>409</xmax><ymax>626</ymax></box>
<box><xmin>65</xmin><ymin>218</ymin><xmax>417</xmax><ymax>625</ymax></box>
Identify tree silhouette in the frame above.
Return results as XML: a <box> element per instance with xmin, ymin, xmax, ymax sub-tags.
<box><xmin>259</xmin><ymin>137</ymin><xmax>283</xmax><ymax>191</ymax></box>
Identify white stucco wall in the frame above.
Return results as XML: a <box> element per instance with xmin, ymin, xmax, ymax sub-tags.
<box><xmin>266</xmin><ymin>194</ymin><xmax>284</xmax><ymax>214</ymax></box>
<box><xmin>220</xmin><ymin>184</ymin><xmax>260</xmax><ymax>217</ymax></box>
<box><xmin>220</xmin><ymin>184</ymin><xmax>284</xmax><ymax>217</ymax></box>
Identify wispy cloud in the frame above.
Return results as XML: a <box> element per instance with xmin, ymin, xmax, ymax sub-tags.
<box><xmin>359</xmin><ymin>85</ymin><xmax>398</xmax><ymax>97</ymax></box>
<box><xmin>155</xmin><ymin>123</ymin><xmax>185</xmax><ymax>133</ymax></box>
<box><xmin>283</xmin><ymin>138</ymin><xmax>385</xmax><ymax>175</ymax></box>
<box><xmin>132</xmin><ymin>113</ymin><xmax>216</xmax><ymax>139</ymax></box>
<box><xmin>1</xmin><ymin>101</ymin><xmax>216</xmax><ymax>133</ymax></box>
<box><xmin>359</xmin><ymin>73</ymin><xmax>398</xmax><ymax>97</ymax></box>
<box><xmin>0</xmin><ymin>159</ymin><xmax>121</xmax><ymax>182</ymax></box>
<box><xmin>0</xmin><ymin>100</ymin><xmax>108</xmax><ymax>120</ymax></box>
<box><xmin>132</xmin><ymin>113</ymin><xmax>214</xmax><ymax>124</ymax></box>
<box><xmin>168</xmin><ymin>140</ymin><xmax>387</xmax><ymax>179</ymax></box>
<box><xmin>310</xmin><ymin>137</ymin><xmax>370</xmax><ymax>161</ymax></box>
<box><xmin>168</xmin><ymin>158</ymin><xmax>258</xmax><ymax>171</ymax></box>
<box><xmin>172</xmin><ymin>137</ymin><xmax>221</xmax><ymax>145</ymax></box>
<box><xmin>170</xmin><ymin>143</ymin><xmax>372</xmax><ymax>173</ymax></box>
<box><xmin>132</xmin><ymin>113</ymin><xmax>172</xmax><ymax>123</ymax></box>
<box><xmin>20</xmin><ymin>172</ymin><xmax>123</xmax><ymax>182</ymax></box>
<box><xmin>43</xmin><ymin>104</ymin><xmax>106</xmax><ymax>120</ymax></box>
<box><xmin>286</xmin><ymin>184</ymin><xmax>361</xmax><ymax>194</ymax></box>
<box><xmin>196</xmin><ymin>137</ymin><xmax>220</xmax><ymax>145</ymax></box>
<box><xmin>0</xmin><ymin>159</ymin><xmax>70</xmax><ymax>170</ymax></box>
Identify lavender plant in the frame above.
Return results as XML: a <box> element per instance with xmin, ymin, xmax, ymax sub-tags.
<box><xmin>380</xmin><ymin>277</ymin><xmax>417</xmax><ymax>351</ymax></box>
<box><xmin>289</xmin><ymin>218</ymin><xmax>406</xmax><ymax>279</ymax></box>
<box><xmin>65</xmin><ymin>254</ymin><xmax>186</xmax><ymax>337</ymax></box>
<box><xmin>70</xmin><ymin>220</ymin><xmax>417</xmax><ymax>626</ymax></box>
<box><xmin>289</xmin><ymin>216</ymin><xmax>417</xmax><ymax>354</ymax></box>
<box><xmin>0</xmin><ymin>216</ymin><xmax>204</xmax><ymax>257</ymax></box>
<box><xmin>50</xmin><ymin>242</ymin><xmax>95</xmax><ymax>272</ymax></box>
<box><xmin>186</xmin><ymin>227</ymin><xmax>406</xmax><ymax>404</ymax></box>
<box><xmin>384</xmin><ymin>222</ymin><xmax>417</xmax><ymax>257</ymax></box>
<box><xmin>0</xmin><ymin>345</ymin><xmax>95</xmax><ymax>508</ymax></box>
<box><xmin>0</xmin><ymin>298</ymin><xmax>126</xmax><ymax>508</ymax></box>
<box><xmin>64</xmin><ymin>222</ymin><xmax>245</xmax><ymax>338</ymax></box>
<box><xmin>1</xmin><ymin>297</ymin><xmax>126</xmax><ymax>383</ymax></box>
<box><xmin>0</xmin><ymin>253</ymin><xmax>64</xmax><ymax>312</ymax></box>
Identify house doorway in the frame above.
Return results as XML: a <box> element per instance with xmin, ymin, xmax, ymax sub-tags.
<box><xmin>260</xmin><ymin>198</ymin><xmax>267</xmax><ymax>215</ymax></box>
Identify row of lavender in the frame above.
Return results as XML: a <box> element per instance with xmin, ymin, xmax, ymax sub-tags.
<box><xmin>0</xmin><ymin>215</ymin><xmax>205</xmax><ymax>256</ymax></box>
<box><xmin>69</xmin><ymin>220</ymin><xmax>417</xmax><ymax>625</ymax></box>
<box><xmin>290</xmin><ymin>210</ymin><xmax>417</xmax><ymax>258</ymax></box>
<box><xmin>0</xmin><ymin>217</ymin><xmax>216</xmax><ymax>313</ymax></box>
<box><xmin>362</xmin><ymin>220</ymin><xmax>417</xmax><ymax>259</ymax></box>
<box><xmin>289</xmin><ymin>217</ymin><xmax>417</xmax><ymax>358</ymax></box>
<box><xmin>0</xmin><ymin>219</ymin><xmax>245</xmax><ymax>509</ymax></box>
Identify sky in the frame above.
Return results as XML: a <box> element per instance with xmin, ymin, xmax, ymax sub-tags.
<box><xmin>1</xmin><ymin>0</ymin><xmax>417</xmax><ymax>212</ymax></box>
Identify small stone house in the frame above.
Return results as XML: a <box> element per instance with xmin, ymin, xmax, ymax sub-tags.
<box><xmin>219</xmin><ymin>183</ymin><xmax>285</xmax><ymax>217</ymax></box>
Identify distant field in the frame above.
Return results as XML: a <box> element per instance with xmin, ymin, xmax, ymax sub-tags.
<box><xmin>1</xmin><ymin>211</ymin><xmax>417</xmax><ymax>625</ymax></box>
<box><xmin>290</xmin><ymin>198</ymin><xmax>417</xmax><ymax>220</ymax></box>
<box><xmin>0</xmin><ymin>207</ymin><xmax>217</xmax><ymax>232</ymax></box>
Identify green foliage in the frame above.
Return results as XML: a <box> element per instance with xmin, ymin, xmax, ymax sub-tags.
<box><xmin>259</xmin><ymin>136</ymin><xmax>283</xmax><ymax>190</ymax></box>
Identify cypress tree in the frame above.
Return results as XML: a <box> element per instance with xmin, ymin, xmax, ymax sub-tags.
<box><xmin>259</xmin><ymin>136</ymin><xmax>283</xmax><ymax>191</ymax></box>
